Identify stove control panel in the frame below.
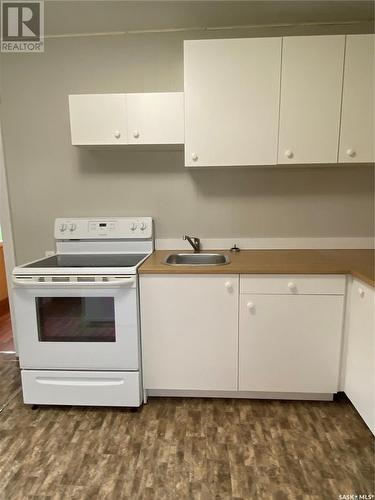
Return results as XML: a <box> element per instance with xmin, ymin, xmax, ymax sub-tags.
<box><xmin>55</xmin><ymin>217</ymin><xmax>153</xmax><ymax>240</ymax></box>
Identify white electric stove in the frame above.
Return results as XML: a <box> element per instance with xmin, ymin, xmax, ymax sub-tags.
<box><xmin>12</xmin><ymin>217</ymin><xmax>153</xmax><ymax>408</ymax></box>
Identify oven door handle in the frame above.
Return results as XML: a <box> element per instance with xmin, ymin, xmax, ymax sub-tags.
<box><xmin>12</xmin><ymin>277</ymin><xmax>136</xmax><ymax>288</ymax></box>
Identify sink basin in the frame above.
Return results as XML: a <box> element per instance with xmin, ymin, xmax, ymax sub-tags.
<box><xmin>164</xmin><ymin>253</ymin><xmax>230</xmax><ymax>266</ymax></box>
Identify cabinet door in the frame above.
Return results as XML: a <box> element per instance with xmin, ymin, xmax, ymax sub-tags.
<box><xmin>278</xmin><ymin>36</ymin><xmax>345</xmax><ymax>164</ymax></box>
<box><xmin>345</xmin><ymin>280</ymin><xmax>374</xmax><ymax>433</ymax></box>
<box><xmin>184</xmin><ymin>37</ymin><xmax>282</xmax><ymax>166</ymax></box>
<box><xmin>239</xmin><ymin>294</ymin><xmax>344</xmax><ymax>393</ymax></box>
<box><xmin>126</xmin><ymin>92</ymin><xmax>184</xmax><ymax>145</ymax></box>
<box><xmin>69</xmin><ymin>94</ymin><xmax>127</xmax><ymax>145</ymax></box>
<box><xmin>140</xmin><ymin>275</ymin><xmax>238</xmax><ymax>391</ymax></box>
<box><xmin>339</xmin><ymin>35</ymin><xmax>375</xmax><ymax>163</ymax></box>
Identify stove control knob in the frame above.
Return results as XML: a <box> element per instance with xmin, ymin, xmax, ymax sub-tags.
<box><xmin>69</xmin><ymin>223</ymin><xmax>77</xmax><ymax>232</ymax></box>
<box><xmin>59</xmin><ymin>223</ymin><xmax>67</xmax><ymax>232</ymax></box>
<box><xmin>140</xmin><ymin>222</ymin><xmax>147</xmax><ymax>231</ymax></box>
<box><xmin>130</xmin><ymin>222</ymin><xmax>138</xmax><ymax>231</ymax></box>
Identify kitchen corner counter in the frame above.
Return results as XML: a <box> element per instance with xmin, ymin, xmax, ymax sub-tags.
<box><xmin>139</xmin><ymin>249</ymin><xmax>375</xmax><ymax>288</ymax></box>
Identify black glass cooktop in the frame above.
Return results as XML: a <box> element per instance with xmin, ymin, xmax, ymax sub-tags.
<box><xmin>23</xmin><ymin>254</ymin><xmax>148</xmax><ymax>269</ymax></box>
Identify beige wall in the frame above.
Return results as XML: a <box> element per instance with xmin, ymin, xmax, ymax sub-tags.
<box><xmin>1</xmin><ymin>23</ymin><xmax>374</xmax><ymax>263</ymax></box>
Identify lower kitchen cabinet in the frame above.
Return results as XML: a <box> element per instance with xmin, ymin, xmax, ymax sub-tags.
<box><xmin>345</xmin><ymin>279</ymin><xmax>374</xmax><ymax>433</ymax></box>
<box><xmin>140</xmin><ymin>275</ymin><xmax>239</xmax><ymax>391</ymax></box>
<box><xmin>140</xmin><ymin>273</ymin><xmax>346</xmax><ymax>398</ymax></box>
<box><xmin>239</xmin><ymin>293</ymin><xmax>344</xmax><ymax>393</ymax></box>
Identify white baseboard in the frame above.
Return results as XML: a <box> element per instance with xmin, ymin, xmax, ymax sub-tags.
<box><xmin>146</xmin><ymin>389</ymin><xmax>333</xmax><ymax>401</ymax></box>
<box><xmin>156</xmin><ymin>237</ymin><xmax>374</xmax><ymax>250</ymax></box>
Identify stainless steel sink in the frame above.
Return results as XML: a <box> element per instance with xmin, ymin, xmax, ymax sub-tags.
<box><xmin>164</xmin><ymin>253</ymin><xmax>230</xmax><ymax>266</ymax></box>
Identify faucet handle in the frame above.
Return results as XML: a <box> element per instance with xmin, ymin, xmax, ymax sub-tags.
<box><xmin>183</xmin><ymin>234</ymin><xmax>201</xmax><ymax>252</ymax></box>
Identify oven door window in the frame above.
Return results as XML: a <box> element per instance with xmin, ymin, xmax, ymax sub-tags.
<box><xmin>35</xmin><ymin>297</ymin><xmax>116</xmax><ymax>342</ymax></box>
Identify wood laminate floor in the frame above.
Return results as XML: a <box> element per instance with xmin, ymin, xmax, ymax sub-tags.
<box><xmin>0</xmin><ymin>312</ymin><xmax>14</xmax><ymax>352</ymax></box>
<box><xmin>0</xmin><ymin>355</ymin><xmax>373</xmax><ymax>500</ymax></box>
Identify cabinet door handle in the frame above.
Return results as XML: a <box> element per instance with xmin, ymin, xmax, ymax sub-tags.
<box><xmin>225</xmin><ymin>281</ymin><xmax>233</xmax><ymax>292</ymax></box>
<box><xmin>285</xmin><ymin>150</ymin><xmax>294</xmax><ymax>159</ymax></box>
<box><xmin>133</xmin><ymin>130</ymin><xmax>140</xmax><ymax>139</ymax></box>
<box><xmin>288</xmin><ymin>282</ymin><xmax>297</xmax><ymax>292</ymax></box>
<box><xmin>358</xmin><ymin>287</ymin><xmax>365</xmax><ymax>298</ymax></box>
<box><xmin>346</xmin><ymin>148</ymin><xmax>356</xmax><ymax>158</ymax></box>
<box><xmin>247</xmin><ymin>301</ymin><xmax>255</xmax><ymax>312</ymax></box>
<box><xmin>191</xmin><ymin>152</ymin><xmax>199</xmax><ymax>162</ymax></box>
<box><xmin>114</xmin><ymin>130</ymin><xmax>121</xmax><ymax>139</ymax></box>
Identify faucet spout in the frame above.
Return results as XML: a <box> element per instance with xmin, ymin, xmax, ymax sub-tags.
<box><xmin>183</xmin><ymin>235</ymin><xmax>201</xmax><ymax>252</ymax></box>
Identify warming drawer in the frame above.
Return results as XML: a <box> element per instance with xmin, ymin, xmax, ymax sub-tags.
<box><xmin>21</xmin><ymin>370</ymin><xmax>142</xmax><ymax>407</ymax></box>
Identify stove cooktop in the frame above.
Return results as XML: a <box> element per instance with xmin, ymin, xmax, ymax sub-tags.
<box><xmin>21</xmin><ymin>253</ymin><xmax>148</xmax><ymax>269</ymax></box>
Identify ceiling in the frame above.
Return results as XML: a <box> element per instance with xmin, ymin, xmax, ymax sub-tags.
<box><xmin>44</xmin><ymin>1</ymin><xmax>375</xmax><ymax>36</ymax></box>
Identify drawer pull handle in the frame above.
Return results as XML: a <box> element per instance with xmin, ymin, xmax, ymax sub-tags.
<box><xmin>288</xmin><ymin>282</ymin><xmax>297</xmax><ymax>292</ymax></box>
<box><xmin>36</xmin><ymin>377</ymin><xmax>124</xmax><ymax>387</ymax></box>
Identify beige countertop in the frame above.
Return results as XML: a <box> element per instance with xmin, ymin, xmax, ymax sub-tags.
<box><xmin>139</xmin><ymin>249</ymin><xmax>375</xmax><ymax>288</ymax></box>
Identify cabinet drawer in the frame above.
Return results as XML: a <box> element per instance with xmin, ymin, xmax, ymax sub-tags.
<box><xmin>21</xmin><ymin>370</ymin><xmax>141</xmax><ymax>407</ymax></box>
<box><xmin>240</xmin><ymin>275</ymin><xmax>345</xmax><ymax>295</ymax></box>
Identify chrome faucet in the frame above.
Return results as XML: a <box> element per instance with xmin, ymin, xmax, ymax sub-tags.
<box><xmin>183</xmin><ymin>235</ymin><xmax>201</xmax><ymax>252</ymax></box>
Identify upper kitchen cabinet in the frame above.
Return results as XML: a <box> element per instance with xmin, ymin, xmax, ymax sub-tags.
<box><xmin>184</xmin><ymin>37</ymin><xmax>282</xmax><ymax>167</ymax></box>
<box><xmin>69</xmin><ymin>92</ymin><xmax>184</xmax><ymax>146</ymax></box>
<box><xmin>278</xmin><ymin>35</ymin><xmax>345</xmax><ymax>164</ymax></box>
<box><xmin>339</xmin><ymin>35</ymin><xmax>375</xmax><ymax>163</ymax></box>
<box><xmin>126</xmin><ymin>92</ymin><xmax>184</xmax><ymax>145</ymax></box>
<box><xmin>69</xmin><ymin>94</ymin><xmax>128</xmax><ymax>145</ymax></box>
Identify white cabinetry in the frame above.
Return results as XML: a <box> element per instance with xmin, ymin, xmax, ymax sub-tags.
<box><xmin>69</xmin><ymin>92</ymin><xmax>184</xmax><ymax>146</ymax></box>
<box><xmin>69</xmin><ymin>94</ymin><xmax>127</xmax><ymax>145</ymax></box>
<box><xmin>126</xmin><ymin>92</ymin><xmax>184</xmax><ymax>145</ymax></box>
<box><xmin>239</xmin><ymin>275</ymin><xmax>345</xmax><ymax>394</ymax></box>
<box><xmin>345</xmin><ymin>279</ymin><xmax>374</xmax><ymax>434</ymax></box>
<box><xmin>184</xmin><ymin>37</ymin><xmax>282</xmax><ymax>166</ymax></box>
<box><xmin>278</xmin><ymin>35</ymin><xmax>345</xmax><ymax>164</ymax></box>
<box><xmin>140</xmin><ymin>273</ymin><xmax>346</xmax><ymax>398</ymax></box>
<box><xmin>339</xmin><ymin>35</ymin><xmax>375</xmax><ymax>163</ymax></box>
<box><xmin>140</xmin><ymin>275</ymin><xmax>238</xmax><ymax>391</ymax></box>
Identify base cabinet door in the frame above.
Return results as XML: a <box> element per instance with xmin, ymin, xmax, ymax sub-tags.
<box><xmin>345</xmin><ymin>280</ymin><xmax>375</xmax><ymax>433</ymax></box>
<box><xmin>140</xmin><ymin>275</ymin><xmax>238</xmax><ymax>391</ymax></box>
<box><xmin>239</xmin><ymin>294</ymin><xmax>344</xmax><ymax>393</ymax></box>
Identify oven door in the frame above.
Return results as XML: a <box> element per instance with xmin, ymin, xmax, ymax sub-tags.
<box><xmin>13</xmin><ymin>276</ymin><xmax>139</xmax><ymax>370</ymax></box>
